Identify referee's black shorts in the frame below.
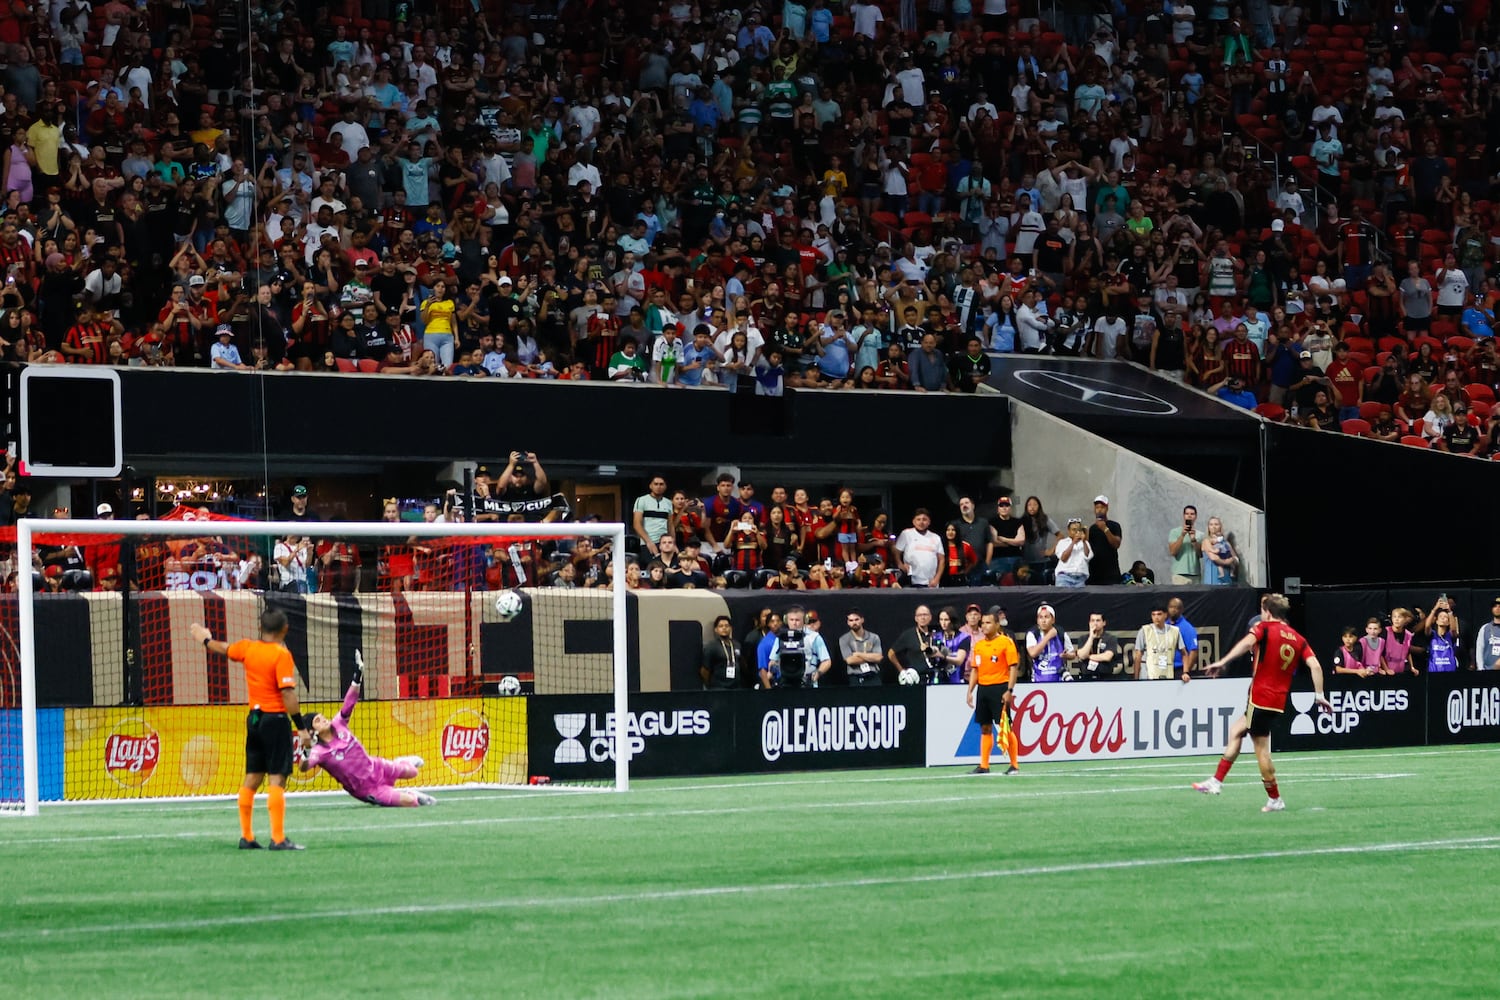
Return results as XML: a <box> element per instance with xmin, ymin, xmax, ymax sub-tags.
<box><xmin>245</xmin><ymin>710</ymin><xmax>294</xmax><ymax>777</ymax></box>
<box><xmin>973</xmin><ymin>683</ymin><xmax>1011</xmax><ymax>728</ymax></box>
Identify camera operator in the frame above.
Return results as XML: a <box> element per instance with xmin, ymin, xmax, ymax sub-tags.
<box><xmin>888</xmin><ymin>604</ymin><xmax>949</xmax><ymax>684</ymax></box>
<box><xmin>765</xmin><ymin>606</ymin><xmax>831</xmax><ymax>689</ymax></box>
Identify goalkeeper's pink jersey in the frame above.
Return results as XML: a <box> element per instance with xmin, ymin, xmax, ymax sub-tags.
<box><xmin>306</xmin><ymin>684</ymin><xmax>382</xmax><ymax>799</ymax></box>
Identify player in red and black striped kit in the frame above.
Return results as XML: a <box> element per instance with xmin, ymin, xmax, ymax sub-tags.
<box><xmin>1193</xmin><ymin>593</ymin><xmax>1331</xmax><ymax>812</ymax></box>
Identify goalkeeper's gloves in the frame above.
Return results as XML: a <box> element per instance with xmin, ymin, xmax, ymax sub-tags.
<box><xmin>351</xmin><ymin>649</ymin><xmax>365</xmax><ymax>689</ymax></box>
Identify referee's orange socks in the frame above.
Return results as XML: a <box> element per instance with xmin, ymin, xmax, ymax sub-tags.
<box><xmin>237</xmin><ymin>787</ymin><xmax>255</xmax><ymax>841</ymax></box>
<box><xmin>1005</xmin><ymin>731</ymin><xmax>1020</xmax><ymax>770</ymax></box>
<box><xmin>980</xmin><ymin>731</ymin><xmax>994</xmax><ymax>769</ymax></box>
<box><xmin>268</xmin><ymin>785</ymin><xmax>287</xmax><ymax>843</ymax></box>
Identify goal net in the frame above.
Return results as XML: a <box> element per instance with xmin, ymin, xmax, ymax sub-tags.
<box><xmin>0</xmin><ymin>516</ymin><xmax>628</xmax><ymax>816</ymax></box>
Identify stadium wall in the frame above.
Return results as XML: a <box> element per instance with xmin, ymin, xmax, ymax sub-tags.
<box><xmin>1008</xmin><ymin>402</ymin><xmax>1266</xmax><ymax>586</ymax></box>
<box><xmin>4</xmin><ymin>587</ymin><xmax>1260</xmax><ymax>710</ymax></box>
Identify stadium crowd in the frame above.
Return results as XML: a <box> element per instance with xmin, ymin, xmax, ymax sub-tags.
<box><xmin>0</xmin><ymin>0</ymin><xmax>1496</xmax><ymax>442</ymax></box>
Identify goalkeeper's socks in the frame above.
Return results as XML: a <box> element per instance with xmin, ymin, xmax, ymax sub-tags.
<box><xmin>980</xmin><ymin>731</ymin><xmax>994</xmax><ymax>770</ymax></box>
<box><xmin>1005</xmin><ymin>730</ymin><xmax>1020</xmax><ymax>770</ymax></box>
<box><xmin>268</xmin><ymin>785</ymin><xmax>287</xmax><ymax>844</ymax></box>
<box><xmin>1215</xmin><ymin>757</ymin><xmax>1234</xmax><ymax>783</ymax></box>
<box><xmin>237</xmin><ymin>787</ymin><xmax>256</xmax><ymax>842</ymax></box>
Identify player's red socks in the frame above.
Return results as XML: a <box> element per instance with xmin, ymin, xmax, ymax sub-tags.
<box><xmin>1263</xmin><ymin>779</ymin><xmax>1280</xmax><ymax>801</ymax></box>
<box><xmin>1214</xmin><ymin>758</ymin><xmax>1233</xmax><ymax>782</ymax></box>
<box><xmin>980</xmin><ymin>731</ymin><xmax>994</xmax><ymax>769</ymax></box>
<box><xmin>268</xmin><ymin>785</ymin><xmax>287</xmax><ymax>843</ymax></box>
<box><xmin>237</xmin><ymin>787</ymin><xmax>255</xmax><ymax>841</ymax></box>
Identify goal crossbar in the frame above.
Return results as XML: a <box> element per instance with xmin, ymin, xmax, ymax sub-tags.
<box><xmin>8</xmin><ymin>517</ymin><xmax>631</xmax><ymax>816</ymax></box>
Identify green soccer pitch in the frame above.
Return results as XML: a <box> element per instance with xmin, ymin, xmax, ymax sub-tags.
<box><xmin>3</xmin><ymin>747</ymin><xmax>1499</xmax><ymax>999</ymax></box>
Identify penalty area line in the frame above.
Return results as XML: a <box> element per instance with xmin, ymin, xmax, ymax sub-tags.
<box><xmin>5</xmin><ymin>833</ymin><xmax>1497</xmax><ymax>941</ymax></box>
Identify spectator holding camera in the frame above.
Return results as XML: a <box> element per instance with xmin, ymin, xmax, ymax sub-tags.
<box><xmin>1420</xmin><ymin>597</ymin><xmax>1463</xmax><ymax>672</ymax></box>
<box><xmin>1167</xmin><ymin>505</ymin><xmax>1201</xmax><ymax>584</ymax></box>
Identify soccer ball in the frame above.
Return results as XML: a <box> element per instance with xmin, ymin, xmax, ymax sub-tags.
<box><xmin>495</xmin><ymin>590</ymin><xmax>524</xmax><ymax>621</ymax></box>
<box><xmin>497</xmin><ymin>675</ymin><xmax>522</xmax><ymax>696</ymax></box>
<box><xmin>898</xmin><ymin>668</ymin><xmax>921</xmax><ymax>686</ymax></box>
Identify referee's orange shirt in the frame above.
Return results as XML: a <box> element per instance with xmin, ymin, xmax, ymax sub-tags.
<box><xmin>228</xmin><ymin>640</ymin><xmax>297</xmax><ymax>712</ymax></box>
<box><xmin>970</xmin><ymin>635</ymin><xmax>1018</xmax><ymax>686</ymax></box>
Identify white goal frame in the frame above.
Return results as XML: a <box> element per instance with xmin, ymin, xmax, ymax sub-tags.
<box><xmin>5</xmin><ymin>517</ymin><xmax>631</xmax><ymax>816</ymax></box>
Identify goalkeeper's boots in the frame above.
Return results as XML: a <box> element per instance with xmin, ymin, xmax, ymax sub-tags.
<box><xmin>237</xmin><ymin>838</ymin><xmax>263</xmax><ymax>850</ymax></box>
<box><xmin>269</xmin><ymin>839</ymin><xmax>306</xmax><ymax>851</ymax></box>
<box><xmin>415</xmin><ymin>792</ymin><xmax>437</xmax><ymax>806</ymax></box>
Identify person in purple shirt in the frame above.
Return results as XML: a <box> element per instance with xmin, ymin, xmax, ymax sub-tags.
<box><xmin>302</xmin><ymin>654</ymin><xmax>436</xmax><ymax>807</ymax></box>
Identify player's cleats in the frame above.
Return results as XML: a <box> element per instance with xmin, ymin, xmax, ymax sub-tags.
<box><xmin>398</xmin><ymin>755</ymin><xmax>424</xmax><ymax>769</ymax></box>
<box><xmin>1192</xmin><ymin>778</ymin><xmax>1223</xmax><ymax>795</ymax></box>
<box><xmin>1261</xmin><ymin>798</ymin><xmax>1286</xmax><ymax>813</ymax></box>
<box><xmin>969</xmin><ymin>766</ymin><xmax>990</xmax><ymax>774</ymax></box>
<box><xmin>237</xmin><ymin>838</ymin><xmax>262</xmax><ymax>850</ymax></box>
<box><xmin>1004</xmin><ymin>766</ymin><xmax>1020</xmax><ymax>776</ymax></box>
<box><xmin>415</xmin><ymin>792</ymin><xmax>437</xmax><ymax>806</ymax></box>
<box><xmin>268</xmin><ymin>839</ymin><xmax>306</xmax><ymax>851</ymax></box>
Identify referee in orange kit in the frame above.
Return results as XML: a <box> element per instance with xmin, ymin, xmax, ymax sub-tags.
<box><xmin>191</xmin><ymin>609</ymin><xmax>309</xmax><ymax>851</ymax></box>
<box><xmin>966</xmin><ymin>606</ymin><xmax>1021</xmax><ymax>775</ymax></box>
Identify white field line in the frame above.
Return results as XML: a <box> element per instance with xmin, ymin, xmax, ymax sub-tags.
<box><xmin>17</xmin><ymin>744</ymin><xmax>1487</xmax><ymax>816</ymax></box>
<box><xmin>0</xmin><ymin>772</ymin><xmax>1415</xmax><ymax>847</ymax></box>
<box><xmin>3</xmin><ymin>831</ymin><xmax>1493</xmax><ymax>941</ymax></box>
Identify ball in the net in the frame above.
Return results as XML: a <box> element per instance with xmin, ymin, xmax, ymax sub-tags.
<box><xmin>497</xmin><ymin>675</ymin><xmax>522</xmax><ymax>696</ymax></box>
<box><xmin>495</xmin><ymin>590</ymin><xmax>524</xmax><ymax>621</ymax></box>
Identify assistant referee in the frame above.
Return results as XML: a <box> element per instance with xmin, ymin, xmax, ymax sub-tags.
<box><xmin>191</xmin><ymin>610</ymin><xmax>309</xmax><ymax>851</ymax></box>
<box><xmin>965</xmin><ymin>606</ymin><xmax>1020</xmax><ymax>775</ymax></box>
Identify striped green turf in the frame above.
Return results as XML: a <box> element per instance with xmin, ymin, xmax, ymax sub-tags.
<box><xmin>2</xmin><ymin>747</ymin><xmax>1498</xmax><ymax>998</ymax></box>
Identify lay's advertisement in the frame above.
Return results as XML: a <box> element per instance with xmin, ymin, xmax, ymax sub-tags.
<box><xmin>63</xmin><ymin>698</ymin><xmax>527</xmax><ymax>799</ymax></box>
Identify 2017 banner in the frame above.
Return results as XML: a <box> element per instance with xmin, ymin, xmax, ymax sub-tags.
<box><xmin>925</xmin><ymin>678</ymin><xmax>1254</xmax><ymax>766</ymax></box>
<box><xmin>526</xmin><ymin>687</ymin><xmax>926</xmax><ymax>780</ymax></box>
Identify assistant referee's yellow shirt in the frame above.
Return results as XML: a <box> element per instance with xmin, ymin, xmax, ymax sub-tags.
<box><xmin>970</xmin><ymin>635</ymin><xmax>1018</xmax><ymax>686</ymax></box>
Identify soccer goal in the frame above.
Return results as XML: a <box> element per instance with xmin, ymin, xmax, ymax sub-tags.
<box><xmin>0</xmin><ymin>516</ymin><xmax>630</xmax><ymax>816</ymax></box>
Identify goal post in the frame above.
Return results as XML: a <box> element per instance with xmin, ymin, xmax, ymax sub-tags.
<box><xmin>1</xmin><ymin>516</ymin><xmax>630</xmax><ymax>817</ymax></box>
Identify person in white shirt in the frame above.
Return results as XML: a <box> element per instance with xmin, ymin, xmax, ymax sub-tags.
<box><xmin>1090</xmin><ymin>311</ymin><xmax>1128</xmax><ymax>359</ymax></box>
<box><xmin>327</xmin><ymin>108</ymin><xmax>370</xmax><ymax>156</ymax></box>
<box><xmin>894</xmin><ymin>509</ymin><xmax>944</xmax><ymax>587</ymax></box>
<box><xmin>1053</xmin><ymin>518</ymin><xmax>1093</xmax><ymax>588</ymax></box>
<box><xmin>967</xmin><ymin>92</ymin><xmax>999</xmax><ymax>121</ymax></box>
<box><xmin>1015</xmin><ymin>288</ymin><xmax>1053</xmax><ymax>353</ymax></box>
<box><xmin>851</xmin><ymin>0</ymin><xmax>884</xmax><ymax>39</ymax></box>
<box><xmin>1011</xmin><ymin>193</ymin><xmax>1045</xmax><ymax>255</ymax></box>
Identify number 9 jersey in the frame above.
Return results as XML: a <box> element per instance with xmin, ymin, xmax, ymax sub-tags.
<box><xmin>1249</xmin><ymin>619</ymin><xmax>1316</xmax><ymax>712</ymax></box>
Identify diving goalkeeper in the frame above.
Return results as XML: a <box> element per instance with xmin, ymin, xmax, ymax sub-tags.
<box><xmin>303</xmin><ymin>653</ymin><xmax>436</xmax><ymax>808</ymax></box>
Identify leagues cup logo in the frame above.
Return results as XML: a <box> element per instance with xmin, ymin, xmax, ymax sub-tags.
<box><xmin>104</xmin><ymin>717</ymin><xmax>161</xmax><ymax>788</ymax></box>
<box><xmin>553</xmin><ymin>713</ymin><xmax>587</xmax><ymax>764</ymax></box>
<box><xmin>440</xmin><ymin>708</ymin><xmax>490</xmax><ymax>777</ymax></box>
<box><xmin>1289</xmin><ymin>692</ymin><xmax>1317</xmax><ymax>735</ymax></box>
